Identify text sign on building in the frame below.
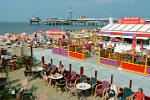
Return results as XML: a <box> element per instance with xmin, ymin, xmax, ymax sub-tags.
<box><xmin>117</xmin><ymin>17</ymin><xmax>146</xmax><ymax>24</ymax></box>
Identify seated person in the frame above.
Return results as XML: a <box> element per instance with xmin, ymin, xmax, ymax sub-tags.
<box><xmin>42</xmin><ymin>69</ymin><xmax>54</xmax><ymax>86</ymax></box>
<box><xmin>47</xmin><ymin>71</ymin><xmax>57</xmax><ymax>86</ymax></box>
<box><xmin>58</xmin><ymin>65</ymin><xmax>66</xmax><ymax>75</ymax></box>
<box><xmin>103</xmin><ymin>84</ymin><xmax>120</xmax><ymax>100</ymax></box>
<box><xmin>107</xmin><ymin>90</ymin><xmax>116</xmax><ymax>100</ymax></box>
<box><xmin>133</xmin><ymin>88</ymin><xmax>145</xmax><ymax>100</ymax></box>
<box><xmin>24</xmin><ymin>66</ymin><xmax>32</xmax><ymax>76</ymax></box>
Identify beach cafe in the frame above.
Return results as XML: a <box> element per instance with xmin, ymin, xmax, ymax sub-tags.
<box><xmin>99</xmin><ymin>17</ymin><xmax>150</xmax><ymax>75</ymax></box>
<box><xmin>52</xmin><ymin>29</ymin><xmax>102</xmax><ymax>60</ymax></box>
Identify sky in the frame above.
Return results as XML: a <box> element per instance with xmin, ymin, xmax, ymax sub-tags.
<box><xmin>0</xmin><ymin>0</ymin><xmax>150</xmax><ymax>22</ymax></box>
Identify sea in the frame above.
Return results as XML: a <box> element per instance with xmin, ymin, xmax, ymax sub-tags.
<box><xmin>0</xmin><ymin>22</ymin><xmax>98</xmax><ymax>35</ymax></box>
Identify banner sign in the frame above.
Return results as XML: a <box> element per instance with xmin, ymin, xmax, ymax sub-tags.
<box><xmin>117</xmin><ymin>17</ymin><xmax>146</xmax><ymax>24</ymax></box>
<box><xmin>122</xmin><ymin>33</ymin><xmax>135</xmax><ymax>36</ymax></box>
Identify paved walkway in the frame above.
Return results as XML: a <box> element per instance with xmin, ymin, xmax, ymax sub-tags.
<box><xmin>33</xmin><ymin>48</ymin><xmax>150</xmax><ymax>96</ymax></box>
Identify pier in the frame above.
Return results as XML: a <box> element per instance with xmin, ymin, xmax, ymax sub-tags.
<box><xmin>29</xmin><ymin>17</ymin><xmax>119</xmax><ymax>26</ymax></box>
<box><xmin>30</xmin><ymin>17</ymin><xmax>150</xmax><ymax>26</ymax></box>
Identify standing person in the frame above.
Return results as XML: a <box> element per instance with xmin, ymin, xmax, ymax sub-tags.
<box><xmin>58</xmin><ymin>38</ymin><xmax>62</xmax><ymax>47</ymax></box>
<box><xmin>133</xmin><ymin>88</ymin><xmax>145</xmax><ymax>100</ymax></box>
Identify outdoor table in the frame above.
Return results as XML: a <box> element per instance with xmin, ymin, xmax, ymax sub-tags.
<box><xmin>76</xmin><ymin>83</ymin><xmax>91</xmax><ymax>100</ymax></box>
<box><xmin>50</xmin><ymin>73</ymin><xmax>63</xmax><ymax>80</ymax></box>
<box><xmin>50</xmin><ymin>73</ymin><xmax>64</xmax><ymax>88</ymax></box>
<box><xmin>31</xmin><ymin>67</ymin><xmax>44</xmax><ymax>77</ymax></box>
<box><xmin>32</xmin><ymin>66</ymin><xmax>44</xmax><ymax>72</ymax></box>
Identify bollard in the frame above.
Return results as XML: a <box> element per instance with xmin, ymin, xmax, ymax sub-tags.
<box><xmin>30</xmin><ymin>46</ymin><xmax>33</xmax><ymax>66</ymax></box>
<box><xmin>95</xmin><ymin>70</ymin><xmax>97</xmax><ymax>78</ymax></box>
<box><xmin>129</xmin><ymin>80</ymin><xmax>132</xmax><ymax>89</ymax></box>
<box><xmin>59</xmin><ymin>61</ymin><xmax>62</xmax><ymax>66</ymax></box>
<box><xmin>50</xmin><ymin>59</ymin><xmax>53</xmax><ymax>65</ymax></box>
<box><xmin>68</xmin><ymin>64</ymin><xmax>72</xmax><ymax>83</ymax></box>
<box><xmin>110</xmin><ymin>74</ymin><xmax>113</xmax><ymax>84</ymax></box>
<box><xmin>69</xmin><ymin>64</ymin><xmax>72</xmax><ymax>72</ymax></box>
<box><xmin>41</xmin><ymin>56</ymin><xmax>45</xmax><ymax>64</ymax></box>
<box><xmin>80</xmin><ymin>67</ymin><xmax>84</xmax><ymax>75</ymax></box>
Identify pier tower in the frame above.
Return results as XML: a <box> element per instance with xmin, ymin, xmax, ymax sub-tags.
<box><xmin>109</xmin><ymin>17</ymin><xmax>113</xmax><ymax>25</ymax></box>
<box><xmin>68</xmin><ymin>6</ymin><xmax>72</xmax><ymax>19</ymax></box>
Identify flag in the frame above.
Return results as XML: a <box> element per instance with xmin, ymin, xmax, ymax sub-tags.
<box><xmin>131</xmin><ymin>35</ymin><xmax>136</xmax><ymax>56</ymax></box>
<box><xmin>140</xmin><ymin>41</ymin><xmax>143</xmax><ymax>51</ymax></box>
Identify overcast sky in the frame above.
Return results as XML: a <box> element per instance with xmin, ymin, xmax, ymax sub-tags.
<box><xmin>0</xmin><ymin>0</ymin><xmax>150</xmax><ymax>22</ymax></box>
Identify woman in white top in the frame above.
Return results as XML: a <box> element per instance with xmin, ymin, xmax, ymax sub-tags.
<box><xmin>102</xmin><ymin>84</ymin><xmax>120</xmax><ymax>100</ymax></box>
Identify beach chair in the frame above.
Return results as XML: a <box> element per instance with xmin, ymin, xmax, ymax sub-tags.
<box><xmin>94</xmin><ymin>81</ymin><xmax>110</xmax><ymax>97</ymax></box>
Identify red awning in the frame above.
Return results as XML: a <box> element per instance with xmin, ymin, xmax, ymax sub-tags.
<box><xmin>44</xmin><ymin>29</ymin><xmax>66</xmax><ymax>35</ymax></box>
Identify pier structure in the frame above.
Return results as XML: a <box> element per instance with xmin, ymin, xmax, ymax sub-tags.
<box><xmin>40</xmin><ymin>17</ymin><xmax>119</xmax><ymax>26</ymax></box>
<box><xmin>29</xmin><ymin>17</ymin><xmax>41</xmax><ymax>25</ymax></box>
<box><xmin>29</xmin><ymin>16</ymin><xmax>121</xmax><ymax>26</ymax></box>
<box><xmin>42</xmin><ymin>17</ymin><xmax>71</xmax><ymax>25</ymax></box>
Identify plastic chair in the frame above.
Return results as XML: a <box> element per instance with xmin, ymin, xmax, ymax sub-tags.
<box><xmin>102</xmin><ymin>84</ymin><xmax>121</xmax><ymax>100</ymax></box>
<box><xmin>66</xmin><ymin>83</ymin><xmax>79</xmax><ymax>98</ymax></box>
<box><xmin>90</xmin><ymin>77</ymin><xmax>97</xmax><ymax>96</ymax></box>
<box><xmin>94</xmin><ymin>81</ymin><xmax>110</xmax><ymax>97</ymax></box>
<box><xmin>80</xmin><ymin>75</ymin><xmax>87</xmax><ymax>83</ymax></box>
<box><xmin>47</xmin><ymin>63</ymin><xmax>52</xmax><ymax>68</ymax></box>
<box><xmin>51</xmin><ymin>65</ymin><xmax>57</xmax><ymax>73</ymax></box>
<box><xmin>75</xmin><ymin>74</ymin><xmax>87</xmax><ymax>84</ymax></box>
<box><xmin>56</xmin><ymin>80</ymin><xmax>66</xmax><ymax>93</ymax></box>
<box><xmin>118</xmin><ymin>87</ymin><xmax>132</xmax><ymax>100</ymax></box>
<box><xmin>69</xmin><ymin>71</ymin><xmax>77</xmax><ymax>85</ymax></box>
<box><xmin>22</xmin><ymin>91</ymin><xmax>33</xmax><ymax>100</ymax></box>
